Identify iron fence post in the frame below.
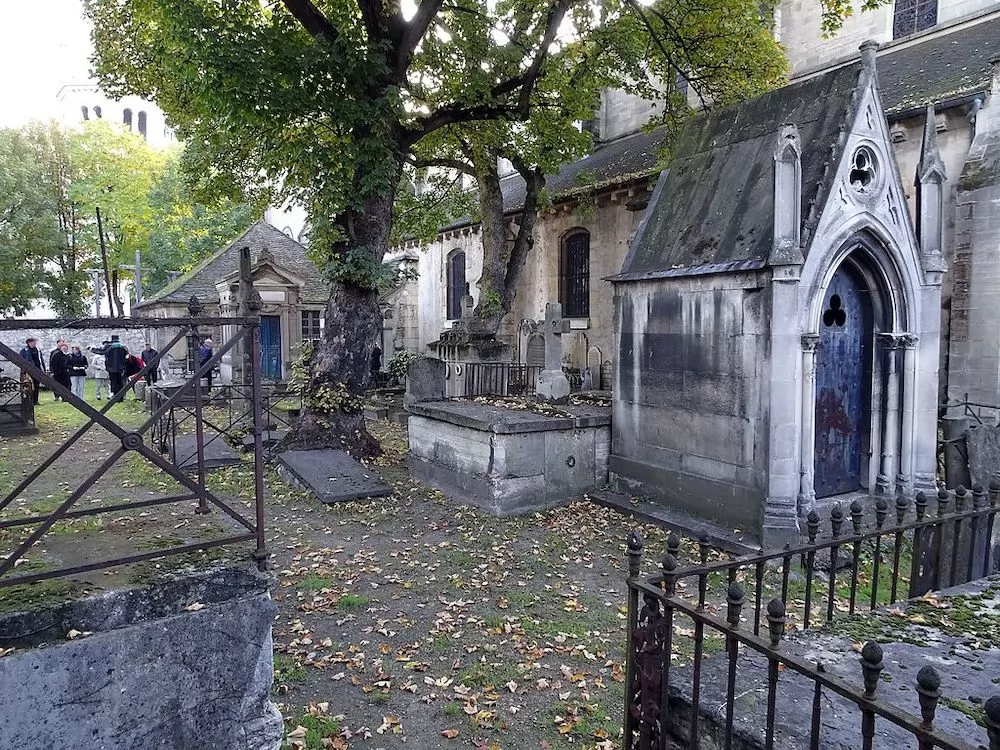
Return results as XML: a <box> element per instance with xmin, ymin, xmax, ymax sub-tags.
<box><xmin>764</xmin><ymin>599</ymin><xmax>786</xmax><ymax>750</ymax></box>
<box><xmin>623</xmin><ymin>530</ymin><xmax>643</xmax><ymax>750</ymax></box>
<box><xmin>249</xmin><ymin>319</ymin><xmax>268</xmax><ymax>569</ymax></box>
<box><xmin>916</xmin><ymin>665</ymin><xmax>941</xmax><ymax>750</ymax></box>
<box><xmin>859</xmin><ymin>642</ymin><xmax>883</xmax><ymax>750</ymax></box>
<box><xmin>985</xmin><ymin>696</ymin><xmax>1000</xmax><ymax>750</ymax></box>
<box><xmin>723</xmin><ymin>581</ymin><xmax>745</xmax><ymax>750</ymax></box>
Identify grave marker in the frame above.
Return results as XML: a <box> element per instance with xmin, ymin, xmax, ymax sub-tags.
<box><xmin>536</xmin><ymin>303</ymin><xmax>571</xmax><ymax>404</ymax></box>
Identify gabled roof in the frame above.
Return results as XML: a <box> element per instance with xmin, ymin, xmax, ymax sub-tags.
<box><xmin>137</xmin><ymin>220</ymin><xmax>328</xmax><ymax>308</ymax></box>
<box><xmin>619</xmin><ymin>62</ymin><xmax>864</xmax><ymax>278</ymax></box>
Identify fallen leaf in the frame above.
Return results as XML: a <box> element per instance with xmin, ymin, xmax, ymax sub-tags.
<box><xmin>440</xmin><ymin>728</ymin><xmax>459</xmax><ymax>738</ymax></box>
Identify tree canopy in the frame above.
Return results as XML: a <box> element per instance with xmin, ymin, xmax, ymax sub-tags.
<box><xmin>85</xmin><ymin>0</ymin><xmax>874</xmax><ymax>455</ymax></box>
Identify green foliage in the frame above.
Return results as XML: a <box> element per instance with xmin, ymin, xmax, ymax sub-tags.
<box><xmin>818</xmin><ymin>0</ymin><xmax>893</xmax><ymax>35</ymax></box>
<box><xmin>387</xmin><ymin>351</ymin><xmax>423</xmax><ymax>384</ymax></box>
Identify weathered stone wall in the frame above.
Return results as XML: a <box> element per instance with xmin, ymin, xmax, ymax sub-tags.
<box><xmin>0</xmin><ymin>566</ymin><xmax>281</xmax><ymax>750</ymax></box>
<box><xmin>776</xmin><ymin>0</ymin><xmax>999</xmax><ymax>76</ymax></box>
<box><xmin>0</xmin><ymin>326</ymin><xmax>158</xmax><ymax>379</ymax></box>
<box><xmin>610</xmin><ymin>272</ymin><xmax>771</xmax><ymax>534</ymax></box>
<box><xmin>947</xmin><ymin>131</ymin><xmax>1000</xmax><ymax>405</ymax></box>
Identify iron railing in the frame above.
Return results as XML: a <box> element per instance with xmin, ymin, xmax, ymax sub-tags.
<box><xmin>0</xmin><ymin>373</ymin><xmax>35</xmax><ymax>435</ymax></box>
<box><xmin>457</xmin><ymin>362</ymin><xmax>542</xmax><ymax>398</ymax></box>
<box><xmin>623</xmin><ymin>488</ymin><xmax>1000</xmax><ymax>750</ymax></box>
<box><xmin>0</xmin><ymin>314</ymin><xmax>268</xmax><ymax>588</ymax></box>
<box><xmin>149</xmin><ymin>382</ymin><xmax>302</xmax><ymax>460</ymax></box>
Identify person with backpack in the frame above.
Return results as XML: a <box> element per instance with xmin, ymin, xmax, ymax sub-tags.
<box><xmin>68</xmin><ymin>345</ymin><xmax>88</xmax><ymax>401</ymax></box>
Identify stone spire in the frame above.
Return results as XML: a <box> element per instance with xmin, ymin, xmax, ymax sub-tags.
<box><xmin>770</xmin><ymin>123</ymin><xmax>804</xmax><ymax>266</ymax></box>
<box><xmin>916</xmin><ymin>105</ymin><xmax>947</xmax><ymax>266</ymax></box>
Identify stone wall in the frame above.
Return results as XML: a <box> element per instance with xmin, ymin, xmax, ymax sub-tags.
<box><xmin>610</xmin><ymin>272</ymin><xmax>771</xmax><ymax>534</ymax></box>
<box><xmin>0</xmin><ymin>326</ymin><xmax>159</xmax><ymax>378</ymax></box>
<box><xmin>0</xmin><ymin>566</ymin><xmax>281</xmax><ymax>750</ymax></box>
<box><xmin>777</xmin><ymin>0</ymin><xmax>999</xmax><ymax>76</ymax></box>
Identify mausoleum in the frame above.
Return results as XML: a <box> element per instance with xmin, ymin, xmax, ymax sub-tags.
<box><xmin>609</xmin><ymin>45</ymin><xmax>945</xmax><ymax>545</ymax></box>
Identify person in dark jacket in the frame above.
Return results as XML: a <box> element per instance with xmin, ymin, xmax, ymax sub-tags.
<box><xmin>18</xmin><ymin>337</ymin><xmax>43</xmax><ymax>405</ymax></box>
<box><xmin>197</xmin><ymin>337</ymin><xmax>214</xmax><ymax>391</ymax></box>
<box><xmin>141</xmin><ymin>343</ymin><xmax>159</xmax><ymax>386</ymax></box>
<box><xmin>68</xmin><ymin>346</ymin><xmax>88</xmax><ymax>401</ymax></box>
<box><xmin>48</xmin><ymin>339</ymin><xmax>67</xmax><ymax>401</ymax></box>
<box><xmin>90</xmin><ymin>335</ymin><xmax>128</xmax><ymax>395</ymax></box>
<box><xmin>50</xmin><ymin>342</ymin><xmax>72</xmax><ymax>400</ymax></box>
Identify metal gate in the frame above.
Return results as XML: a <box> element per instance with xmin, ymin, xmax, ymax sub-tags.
<box><xmin>0</xmin><ymin>310</ymin><xmax>268</xmax><ymax>589</ymax></box>
<box><xmin>815</xmin><ymin>264</ymin><xmax>874</xmax><ymax>497</ymax></box>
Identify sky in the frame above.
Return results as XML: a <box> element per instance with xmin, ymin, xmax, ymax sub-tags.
<box><xmin>0</xmin><ymin>0</ymin><xmax>94</xmax><ymax>128</ymax></box>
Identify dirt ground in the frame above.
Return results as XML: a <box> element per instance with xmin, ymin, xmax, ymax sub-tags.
<box><xmin>0</xmin><ymin>389</ymin><xmax>685</xmax><ymax>750</ymax></box>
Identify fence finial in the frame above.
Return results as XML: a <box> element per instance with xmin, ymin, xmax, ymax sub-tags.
<box><xmin>937</xmin><ymin>487</ymin><xmax>951</xmax><ymax>517</ymax></box>
<box><xmin>985</xmin><ymin>695</ymin><xmax>1000</xmax><ymax>749</ymax></box>
<box><xmin>807</xmin><ymin>510</ymin><xmax>820</xmax><ymax>543</ymax></box>
<box><xmin>830</xmin><ymin>503</ymin><xmax>844</xmax><ymax>537</ymax></box>
<box><xmin>726</xmin><ymin>582</ymin><xmax>746</xmax><ymax>628</ymax></box>
<box><xmin>666</xmin><ymin>531</ymin><xmax>681</xmax><ymax>560</ymax></box>
<box><xmin>973</xmin><ymin>483</ymin><xmax>987</xmax><ymax>510</ymax></box>
<box><xmin>850</xmin><ymin>499</ymin><xmax>864</xmax><ymax>534</ymax></box>
<box><xmin>698</xmin><ymin>531</ymin><xmax>711</xmax><ymax>564</ymax></box>
<box><xmin>626</xmin><ymin>530</ymin><xmax>643</xmax><ymax>578</ymax></box>
<box><xmin>860</xmin><ymin>642</ymin><xmax>884</xmax><ymax>699</ymax></box>
<box><xmin>662</xmin><ymin>553</ymin><xmax>677</xmax><ymax>595</ymax></box>
<box><xmin>875</xmin><ymin>497</ymin><xmax>889</xmax><ymax>528</ymax></box>
<box><xmin>895</xmin><ymin>494</ymin><xmax>909</xmax><ymax>524</ymax></box>
<box><xmin>915</xmin><ymin>491</ymin><xmax>928</xmax><ymax>520</ymax></box>
<box><xmin>955</xmin><ymin>485</ymin><xmax>968</xmax><ymax>512</ymax></box>
<box><xmin>916</xmin><ymin>665</ymin><xmax>941</xmax><ymax>729</ymax></box>
<box><xmin>766</xmin><ymin>599</ymin><xmax>786</xmax><ymax>648</ymax></box>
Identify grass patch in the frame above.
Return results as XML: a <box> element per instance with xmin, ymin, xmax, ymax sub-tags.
<box><xmin>273</xmin><ymin>653</ymin><xmax>307</xmax><ymax>685</ymax></box>
<box><xmin>521</xmin><ymin>616</ymin><xmax>588</xmax><ymax>639</ymax></box>
<box><xmin>457</xmin><ymin>661</ymin><xmax>521</xmax><ymax>688</ymax></box>
<box><xmin>283</xmin><ymin>713</ymin><xmax>342</xmax><ymax>749</ymax></box>
<box><xmin>297</xmin><ymin>574</ymin><xmax>336</xmax><ymax>592</ymax></box>
<box><xmin>0</xmin><ymin>579</ymin><xmax>81</xmax><ymax>614</ymax></box>
<box><xmin>337</xmin><ymin>593</ymin><xmax>369</xmax><ymax>610</ymax></box>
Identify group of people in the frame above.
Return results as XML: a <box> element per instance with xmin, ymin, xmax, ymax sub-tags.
<box><xmin>16</xmin><ymin>335</ymin><xmax>161</xmax><ymax>405</ymax></box>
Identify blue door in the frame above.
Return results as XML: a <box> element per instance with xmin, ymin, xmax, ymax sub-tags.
<box><xmin>814</xmin><ymin>264</ymin><xmax>873</xmax><ymax>498</ymax></box>
<box><xmin>260</xmin><ymin>315</ymin><xmax>282</xmax><ymax>380</ymax></box>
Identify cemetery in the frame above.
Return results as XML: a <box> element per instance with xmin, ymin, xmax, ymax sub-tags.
<box><xmin>3</xmin><ymin>1</ymin><xmax>1000</xmax><ymax>748</ymax></box>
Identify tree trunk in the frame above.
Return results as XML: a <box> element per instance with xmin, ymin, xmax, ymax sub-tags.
<box><xmin>283</xmin><ymin>186</ymin><xmax>396</xmax><ymax>459</ymax></box>
<box><xmin>110</xmin><ymin>269</ymin><xmax>126</xmax><ymax>318</ymax></box>
<box><xmin>472</xmin><ymin>149</ymin><xmax>544</xmax><ymax>335</ymax></box>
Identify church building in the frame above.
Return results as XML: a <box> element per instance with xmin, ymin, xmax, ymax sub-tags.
<box><xmin>610</xmin><ymin>47</ymin><xmax>943</xmax><ymax>545</ymax></box>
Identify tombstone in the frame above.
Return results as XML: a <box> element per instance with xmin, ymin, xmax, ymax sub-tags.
<box><xmin>581</xmin><ymin>367</ymin><xmax>594</xmax><ymax>391</ymax></box>
<box><xmin>571</xmin><ymin>332</ymin><xmax>589</xmax><ymax>369</ymax></box>
<box><xmin>587</xmin><ymin>346</ymin><xmax>603</xmax><ymax>390</ymax></box>
<box><xmin>525</xmin><ymin>333</ymin><xmax>545</xmax><ymax>369</ymax></box>
<box><xmin>405</xmin><ymin>356</ymin><xmax>446</xmax><ymax>406</ymax></box>
<box><xmin>600</xmin><ymin>360</ymin><xmax>613</xmax><ymax>392</ymax></box>
<box><xmin>535</xmin><ymin>303</ymin><xmax>571</xmax><ymax>404</ymax></box>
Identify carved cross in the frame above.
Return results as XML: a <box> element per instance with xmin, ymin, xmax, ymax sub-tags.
<box><xmin>543</xmin><ymin>303</ymin><xmax>570</xmax><ymax>371</ymax></box>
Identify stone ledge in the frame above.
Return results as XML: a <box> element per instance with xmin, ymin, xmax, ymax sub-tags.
<box><xmin>407</xmin><ymin>399</ymin><xmax>611</xmax><ymax>434</ymax></box>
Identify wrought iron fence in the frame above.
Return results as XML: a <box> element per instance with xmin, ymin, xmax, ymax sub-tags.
<box><xmin>0</xmin><ymin>372</ymin><xmax>35</xmax><ymax>435</ymax></box>
<box><xmin>0</xmin><ymin>314</ymin><xmax>268</xmax><ymax>589</ymax></box>
<box><xmin>458</xmin><ymin>362</ymin><xmax>542</xmax><ymax>398</ymax></box>
<box><xmin>624</xmin><ymin>488</ymin><xmax>1000</xmax><ymax>749</ymax></box>
<box><xmin>149</xmin><ymin>382</ymin><xmax>302</xmax><ymax>460</ymax></box>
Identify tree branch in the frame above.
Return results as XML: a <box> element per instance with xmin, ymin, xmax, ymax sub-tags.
<box><xmin>408</xmin><ymin>155</ymin><xmax>476</xmax><ymax>176</ymax></box>
<box><xmin>358</xmin><ymin>0</ymin><xmax>384</xmax><ymax>42</ymax></box>
<box><xmin>280</xmin><ymin>0</ymin><xmax>339</xmax><ymax>44</ymax></box>
<box><xmin>392</xmin><ymin>0</ymin><xmax>446</xmax><ymax>82</ymax></box>
<box><xmin>402</xmin><ymin>104</ymin><xmax>522</xmax><ymax>148</ymax></box>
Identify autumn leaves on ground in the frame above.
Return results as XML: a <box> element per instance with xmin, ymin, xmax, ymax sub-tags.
<box><xmin>269</xmin><ymin>420</ymin><xmax>674</xmax><ymax>750</ymax></box>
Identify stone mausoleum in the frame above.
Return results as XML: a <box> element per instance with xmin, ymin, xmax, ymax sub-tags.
<box><xmin>610</xmin><ymin>47</ymin><xmax>945</xmax><ymax>545</ymax></box>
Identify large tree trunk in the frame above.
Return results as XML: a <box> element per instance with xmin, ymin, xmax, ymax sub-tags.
<box><xmin>472</xmin><ymin>149</ymin><xmax>544</xmax><ymax>335</ymax></box>
<box><xmin>283</xmin><ymin>187</ymin><xmax>396</xmax><ymax>459</ymax></box>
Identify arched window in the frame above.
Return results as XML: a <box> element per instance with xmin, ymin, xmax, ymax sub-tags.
<box><xmin>81</xmin><ymin>106</ymin><xmax>89</xmax><ymax>121</ymax></box>
<box><xmin>94</xmin><ymin>105</ymin><xmax>102</xmax><ymax>118</ymax></box>
<box><xmin>560</xmin><ymin>229</ymin><xmax>590</xmax><ymax>318</ymax></box>
<box><xmin>893</xmin><ymin>0</ymin><xmax>936</xmax><ymax>39</ymax></box>
<box><xmin>123</xmin><ymin>108</ymin><xmax>133</xmax><ymax>128</ymax></box>
<box><xmin>446</xmin><ymin>250</ymin><xmax>466</xmax><ymax>320</ymax></box>
<box><xmin>138</xmin><ymin>111</ymin><xmax>147</xmax><ymax>139</ymax></box>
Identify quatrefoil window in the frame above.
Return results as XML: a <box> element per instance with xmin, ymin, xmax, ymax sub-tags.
<box><xmin>823</xmin><ymin>294</ymin><xmax>847</xmax><ymax>327</ymax></box>
<box><xmin>849</xmin><ymin>146</ymin><xmax>878</xmax><ymax>193</ymax></box>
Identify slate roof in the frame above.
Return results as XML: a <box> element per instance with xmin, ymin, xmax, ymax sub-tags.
<box><xmin>137</xmin><ymin>220</ymin><xmax>328</xmax><ymax>308</ymax></box>
<box><xmin>876</xmin><ymin>13</ymin><xmax>1000</xmax><ymax>116</ymax></box>
<box><xmin>442</xmin><ymin>126</ymin><xmax>668</xmax><ymax>231</ymax></box>
<box><xmin>618</xmin><ymin>63</ymin><xmax>863</xmax><ymax>278</ymax></box>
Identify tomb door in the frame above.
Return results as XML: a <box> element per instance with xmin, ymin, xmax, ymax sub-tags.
<box><xmin>260</xmin><ymin>315</ymin><xmax>283</xmax><ymax>380</ymax></box>
<box><xmin>814</xmin><ymin>264</ymin><xmax>873</xmax><ymax>498</ymax></box>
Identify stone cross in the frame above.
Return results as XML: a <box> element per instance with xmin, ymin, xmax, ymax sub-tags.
<box><xmin>536</xmin><ymin>303</ymin><xmax>571</xmax><ymax>404</ymax></box>
<box><xmin>543</xmin><ymin>303</ymin><xmax>570</xmax><ymax>371</ymax></box>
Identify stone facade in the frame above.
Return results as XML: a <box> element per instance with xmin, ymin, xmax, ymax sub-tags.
<box><xmin>610</xmin><ymin>53</ymin><xmax>942</xmax><ymax>546</ymax></box>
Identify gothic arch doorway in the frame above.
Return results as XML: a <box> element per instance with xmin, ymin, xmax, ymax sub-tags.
<box><xmin>814</xmin><ymin>259</ymin><xmax>877</xmax><ymax>498</ymax></box>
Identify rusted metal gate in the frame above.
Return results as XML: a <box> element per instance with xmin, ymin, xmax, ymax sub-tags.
<box><xmin>0</xmin><ymin>312</ymin><xmax>268</xmax><ymax>588</ymax></box>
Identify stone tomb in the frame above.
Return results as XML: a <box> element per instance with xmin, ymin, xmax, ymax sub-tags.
<box><xmin>170</xmin><ymin>430</ymin><xmax>243</xmax><ymax>471</ymax></box>
<box><xmin>407</xmin><ymin>399</ymin><xmax>611</xmax><ymax>515</ymax></box>
<box><xmin>609</xmin><ymin>46</ymin><xmax>943</xmax><ymax>546</ymax></box>
<box><xmin>277</xmin><ymin>449</ymin><xmax>392</xmax><ymax>504</ymax></box>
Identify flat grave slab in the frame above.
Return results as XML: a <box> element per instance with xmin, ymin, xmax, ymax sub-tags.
<box><xmin>170</xmin><ymin>431</ymin><xmax>243</xmax><ymax>471</ymax></box>
<box><xmin>241</xmin><ymin>430</ymin><xmax>287</xmax><ymax>451</ymax></box>
<box><xmin>277</xmin><ymin>449</ymin><xmax>392</xmax><ymax>504</ymax></box>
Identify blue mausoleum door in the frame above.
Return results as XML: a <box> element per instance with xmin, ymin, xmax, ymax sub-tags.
<box><xmin>260</xmin><ymin>315</ymin><xmax>282</xmax><ymax>380</ymax></box>
<box><xmin>814</xmin><ymin>264</ymin><xmax>873</xmax><ymax>498</ymax></box>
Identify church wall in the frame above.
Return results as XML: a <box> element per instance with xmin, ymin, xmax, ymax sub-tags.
<box><xmin>610</xmin><ymin>272</ymin><xmax>772</xmax><ymax>534</ymax></box>
<box><xmin>776</xmin><ymin>0</ymin><xmax>999</xmax><ymax>76</ymax></box>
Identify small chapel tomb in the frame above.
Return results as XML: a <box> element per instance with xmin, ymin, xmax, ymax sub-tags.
<box><xmin>609</xmin><ymin>44</ymin><xmax>944</xmax><ymax>546</ymax></box>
